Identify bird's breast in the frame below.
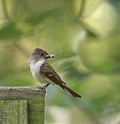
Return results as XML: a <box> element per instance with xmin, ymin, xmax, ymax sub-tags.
<box><xmin>30</xmin><ymin>60</ymin><xmax>47</xmax><ymax>83</ymax></box>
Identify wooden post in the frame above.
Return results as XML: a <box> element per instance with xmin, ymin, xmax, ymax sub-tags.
<box><xmin>0</xmin><ymin>87</ymin><xmax>45</xmax><ymax>124</ymax></box>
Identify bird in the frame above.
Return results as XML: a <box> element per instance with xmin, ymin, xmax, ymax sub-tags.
<box><xmin>28</xmin><ymin>48</ymin><xmax>81</xmax><ymax>98</ymax></box>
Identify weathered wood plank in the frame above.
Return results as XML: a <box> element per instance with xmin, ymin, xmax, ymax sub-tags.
<box><xmin>0</xmin><ymin>87</ymin><xmax>45</xmax><ymax>124</ymax></box>
<box><xmin>0</xmin><ymin>100</ymin><xmax>27</xmax><ymax>124</ymax></box>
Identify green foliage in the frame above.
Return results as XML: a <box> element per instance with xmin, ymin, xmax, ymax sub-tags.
<box><xmin>77</xmin><ymin>37</ymin><xmax>120</xmax><ymax>74</ymax></box>
<box><xmin>0</xmin><ymin>23</ymin><xmax>22</xmax><ymax>39</ymax></box>
<box><xmin>0</xmin><ymin>0</ymin><xmax>120</xmax><ymax>124</ymax></box>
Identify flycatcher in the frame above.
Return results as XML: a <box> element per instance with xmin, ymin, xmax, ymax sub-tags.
<box><xmin>28</xmin><ymin>48</ymin><xmax>81</xmax><ymax>98</ymax></box>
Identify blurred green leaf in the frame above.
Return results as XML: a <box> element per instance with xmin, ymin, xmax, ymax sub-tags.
<box><xmin>0</xmin><ymin>23</ymin><xmax>22</xmax><ymax>39</ymax></box>
<box><xmin>77</xmin><ymin>36</ymin><xmax>120</xmax><ymax>74</ymax></box>
<box><xmin>0</xmin><ymin>0</ymin><xmax>120</xmax><ymax>124</ymax></box>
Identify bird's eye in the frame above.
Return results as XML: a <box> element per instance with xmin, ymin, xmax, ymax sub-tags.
<box><xmin>41</xmin><ymin>52</ymin><xmax>44</xmax><ymax>56</ymax></box>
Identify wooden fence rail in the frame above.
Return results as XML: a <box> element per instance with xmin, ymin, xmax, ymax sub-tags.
<box><xmin>0</xmin><ymin>87</ymin><xmax>45</xmax><ymax>124</ymax></box>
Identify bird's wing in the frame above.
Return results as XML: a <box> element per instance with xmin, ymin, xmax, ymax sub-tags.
<box><xmin>40</xmin><ymin>62</ymin><xmax>81</xmax><ymax>98</ymax></box>
<box><xmin>40</xmin><ymin>62</ymin><xmax>65</xmax><ymax>85</ymax></box>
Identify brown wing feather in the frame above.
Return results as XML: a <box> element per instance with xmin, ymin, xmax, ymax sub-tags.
<box><xmin>40</xmin><ymin>62</ymin><xmax>64</xmax><ymax>85</ymax></box>
<box><xmin>40</xmin><ymin>62</ymin><xmax>81</xmax><ymax>98</ymax></box>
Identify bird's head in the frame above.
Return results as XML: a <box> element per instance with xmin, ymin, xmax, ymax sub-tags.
<box><xmin>28</xmin><ymin>48</ymin><xmax>54</xmax><ymax>63</ymax></box>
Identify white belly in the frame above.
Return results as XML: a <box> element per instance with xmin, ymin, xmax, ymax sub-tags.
<box><xmin>30</xmin><ymin>59</ymin><xmax>48</xmax><ymax>84</ymax></box>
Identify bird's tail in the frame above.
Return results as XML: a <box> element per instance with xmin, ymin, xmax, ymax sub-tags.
<box><xmin>60</xmin><ymin>83</ymin><xmax>81</xmax><ymax>98</ymax></box>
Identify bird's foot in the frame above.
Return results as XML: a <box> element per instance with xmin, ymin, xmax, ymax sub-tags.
<box><xmin>37</xmin><ymin>86</ymin><xmax>43</xmax><ymax>89</ymax></box>
<box><xmin>41</xmin><ymin>83</ymin><xmax>50</xmax><ymax>90</ymax></box>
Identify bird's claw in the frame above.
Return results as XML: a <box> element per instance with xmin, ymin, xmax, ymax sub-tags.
<box><xmin>41</xmin><ymin>83</ymin><xmax>50</xmax><ymax>90</ymax></box>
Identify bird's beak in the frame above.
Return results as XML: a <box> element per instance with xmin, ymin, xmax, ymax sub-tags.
<box><xmin>45</xmin><ymin>54</ymin><xmax>54</xmax><ymax>59</ymax></box>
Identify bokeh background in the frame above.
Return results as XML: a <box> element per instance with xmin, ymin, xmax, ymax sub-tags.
<box><xmin>0</xmin><ymin>0</ymin><xmax>120</xmax><ymax>124</ymax></box>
